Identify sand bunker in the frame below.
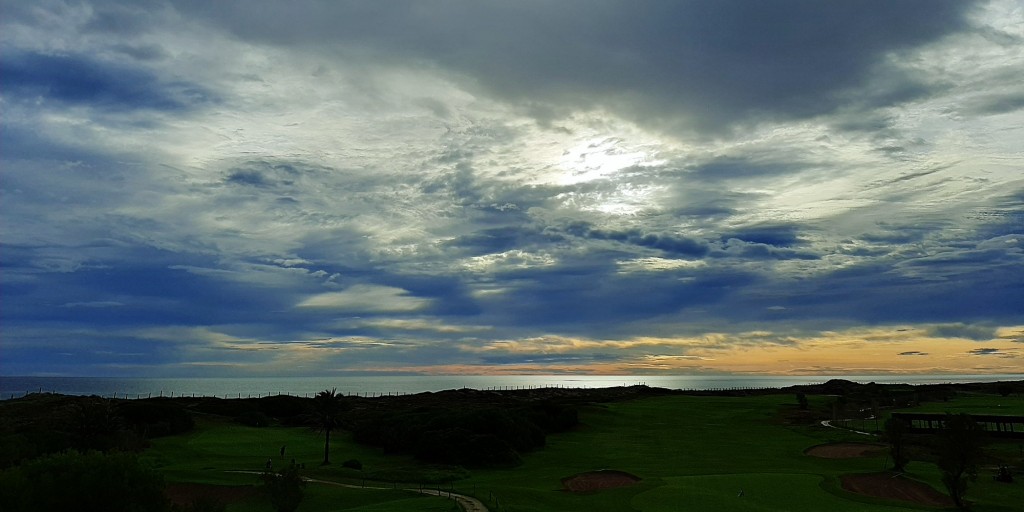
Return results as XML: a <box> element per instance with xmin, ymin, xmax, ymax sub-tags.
<box><xmin>841</xmin><ymin>472</ymin><xmax>953</xmax><ymax>507</ymax></box>
<box><xmin>805</xmin><ymin>442</ymin><xmax>887</xmax><ymax>458</ymax></box>
<box><xmin>561</xmin><ymin>470</ymin><xmax>641</xmax><ymax>492</ymax></box>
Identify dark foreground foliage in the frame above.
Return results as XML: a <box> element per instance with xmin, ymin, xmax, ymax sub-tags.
<box><xmin>346</xmin><ymin>391</ymin><xmax>581</xmax><ymax>467</ymax></box>
<box><xmin>260</xmin><ymin>465</ymin><xmax>305</xmax><ymax>512</ymax></box>
<box><xmin>0</xmin><ymin>451</ymin><xmax>168</xmax><ymax>512</ymax></box>
<box><xmin>119</xmin><ymin>400</ymin><xmax>195</xmax><ymax>438</ymax></box>
<box><xmin>936</xmin><ymin>413</ymin><xmax>985</xmax><ymax>510</ymax></box>
<box><xmin>0</xmin><ymin>394</ymin><xmax>196</xmax><ymax>467</ymax></box>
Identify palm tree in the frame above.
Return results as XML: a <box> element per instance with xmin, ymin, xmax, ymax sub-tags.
<box><xmin>311</xmin><ymin>388</ymin><xmax>344</xmax><ymax>465</ymax></box>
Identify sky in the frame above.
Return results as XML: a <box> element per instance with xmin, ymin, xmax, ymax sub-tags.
<box><xmin>2</xmin><ymin>0</ymin><xmax>1023</xmax><ymax>378</ymax></box>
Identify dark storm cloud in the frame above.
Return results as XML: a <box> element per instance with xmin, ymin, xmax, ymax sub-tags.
<box><xmin>0</xmin><ymin>50</ymin><xmax>211</xmax><ymax>111</ymax></box>
<box><xmin>720</xmin><ymin>225</ymin><xmax>805</xmax><ymax>248</ymax></box>
<box><xmin>174</xmin><ymin>0</ymin><xmax>976</xmax><ymax>133</ymax></box>
<box><xmin>565</xmin><ymin>221</ymin><xmax>708</xmax><ymax>257</ymax></box>
<box><xmin>704</xmin><ymin>238</ymin><xmax>1024</xmax><ymax>328</ymax></box>
<box><xmin>970</xmin><ymin>189</ymin><xmax>1024</xmax><ymax>238</ymax></box>
<box><xmin>711</xmin><ymin>239</ymin><xmax>820</xmax><ymax>261</ymax></box>
<box><xmin>0</xmin><ymin>125</ymin><xmax>107</xmax><ymax>163</ymax></box>
<box><xmin>1</xmin><ymin>246</ymin><xmax>294</xmax><ymax>328</ymax></box>
<box><xmin>479</xmin><ymin>262</ymin><xmax>755</xmax><ymax>335</ymax></box>
<box><xmin>443</xmin><ymin>226</ymin><xmax>557</xmax><ymax>256</ymax></box>
<box><xmin>223</xmin><ymin>161</ymin><xmax>310</xmax><ymax>189</ymax></box>
<box><xmin>2</xmin><ymin>0</ymin><xmax>1020</xmax><ymax>377</ymax></box>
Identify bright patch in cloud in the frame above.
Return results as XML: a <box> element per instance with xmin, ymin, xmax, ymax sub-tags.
<box><xmin>296</xmin><ymin>285</ymin><xmax>430</xmax><ymax>313</ymax></box>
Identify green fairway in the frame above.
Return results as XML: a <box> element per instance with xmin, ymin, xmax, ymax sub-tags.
<box><xmin>143</xmin><ymin>393</ymin><xmax>1023</xmax><ymax>511</ymax></box>
<box><xmin>907</xmin><ymin>392</ymin><xmax>1024</xmax><ymax>416</ymax></box>
<box><xmin>459</xmin><ymin>395</ymin><xmax>915</xmax><ymax>512</ymax></box>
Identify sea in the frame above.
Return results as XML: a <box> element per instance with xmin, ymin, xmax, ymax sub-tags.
<box><xmin>1</xmin><ymin>374</ymin><xmax>1021</xmax><ymax>400</ymax></box>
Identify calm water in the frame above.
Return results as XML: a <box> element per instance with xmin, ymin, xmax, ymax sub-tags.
<box><xmin>2</xmin><ymin>374</ymin><xmax>1021</xmax><ymax>400</ymax></box>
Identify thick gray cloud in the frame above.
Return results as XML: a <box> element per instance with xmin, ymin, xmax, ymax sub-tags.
<box><xmin>174</xmin><ymin>0</ymin><xmax>976</xmax><ymax>134</ymax></box>
<box><xmin>2</xmin><ymin>0</ymin><xmax>1022</xmax><ymax>376</ymax></box>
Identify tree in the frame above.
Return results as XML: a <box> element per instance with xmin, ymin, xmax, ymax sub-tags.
<box><xmin>796</xmin><ymin>393</ymin><xmax>808</xmax><ymax>410</ymax></box>
<box><xmin>937</xmin><ymin>413</ymin><xmax>984</xmax><ymax>510</ymax></box>
<box><xmin>70</xmin><ymin>398</ymin><xmax>124</xmax><ymax>452</ymax></box>
<box><xmin>883</xmin><ymin>417</ymin><xmax>910</xmax><ymax>472</ymax></box>
<box><xmin>260</xmin><ymin>465</ymin><xmax>305</xmax><ymax>512</ymax></box>
<box><xmin>310</xmin><ymin>388</ymin><xmax>345</xmax><ymax>465</ymax></box>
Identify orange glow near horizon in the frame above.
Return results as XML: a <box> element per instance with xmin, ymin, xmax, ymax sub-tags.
<box><xmin>332</xmin><ymin>325</ymin><xmax>1023</xmax><ymax>376</ymax></box>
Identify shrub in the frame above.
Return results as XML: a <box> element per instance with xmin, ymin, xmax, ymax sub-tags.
<box><xmin>342</xmin><ymin>459</ymin><xmax>362</xmax><ymax>470</ymax></box>
<box><xmin>258</xmin><ymin>395</ymin><xmax>310</xmax><ymax>421</ymax></box>
<box><xmin>0</xmin><ymin>451</ymin><xmax>168</xmax><ymax>512</ymax></box>
<box><xmin>260</xmin><ymin>466</ymin><xmax>305</xmax><ymax>512</ymax></box>
<box><xmin>118</xmin><ymin>401</ymin><xmax>194</xmax><ymax>438</ymax></box>
<box><xmin>937</xmin><ymin>413</ymin><xmax>985</xmax><ymax>510</ymax></box>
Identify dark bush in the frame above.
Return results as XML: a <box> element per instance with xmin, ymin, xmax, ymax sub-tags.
<box><xmin>342</xmin><ymin>459</ymin><xmax>362</xmax><ymax>470</ymax></box>
<box><xmin>0</xmin><ymin>434</ymin><xmax>38</xmax><ymax>469</ymax></box>
<box><xmin>190</xmin><ymin>397</ymin><xmax>259</xmax><ymax>418</ymax></box>
<box><xmin>415</xmin><ymin>427</ymin><xmax>474</xmax><ymax>463</ymax></box>
<box><xmin>0</xmin><ymin>451</ymin><xmax>169</xmax><ymax>512</ymax></box>
<box><xmin>350</xmin><ymin>405</ymin><xmax>551</xmax><ymax>467</ymax></box>
<box><xmin>527</xmin><ymin>402</ymin><xmax>579</xmax><ymax>433</ymax></box>
<box><xmin>260</xmin><ymin>466</ymin><xmax>305</xmax><ymax>512</ymax></box>
<box><xmin>69</xmin><ymin>399</ymin><xmax>125</xmax><ymax>452</ymax></box>
<box><xmin>257</xmin><ymin>395</ymin><xmax>310</xmax><ymax>422</ymax></box>
<box><xmin>118</xmin><ymin>401</ymin><xmax>194</xmax><ymax>438</ymax></box>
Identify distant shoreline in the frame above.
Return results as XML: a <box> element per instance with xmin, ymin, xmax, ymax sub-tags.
<box><xmin>3</xmin><ymin>374</ymin><xmax>1022</xmax><ymax>400</ymax></box>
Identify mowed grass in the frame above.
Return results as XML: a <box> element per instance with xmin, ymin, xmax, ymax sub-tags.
<box><xmin>144</xmin><ymin>393</ymin><xmax>1024</xmax><ymax>512</ymax></box>
<box><xmin>907</xmin><ymin>392</ymin><xmax>1024</xmax><ymax>416</ymax></box>
<box><xmin>462</xmin><ymin>395</ymin><xmax>915</xmax><ymax>512</ymax></box>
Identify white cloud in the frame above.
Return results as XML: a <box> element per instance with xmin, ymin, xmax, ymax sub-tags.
<box><xmin>296</xmin><ymin>284</ymin><xmax>430</xmax><ymax>312</ymax></box>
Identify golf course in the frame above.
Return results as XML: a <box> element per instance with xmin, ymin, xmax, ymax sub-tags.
<box><xmin>128</xmin><ymin>385</ymin><xmax>1024</xmax><ymax>512</ymax></box>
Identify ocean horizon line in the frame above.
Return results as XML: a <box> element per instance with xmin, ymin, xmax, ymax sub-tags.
<box><xmin>3</xmin><ymin>373</ymin><xmax>1022</xmax><ymax>400</ymax></box>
